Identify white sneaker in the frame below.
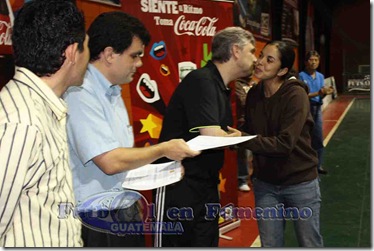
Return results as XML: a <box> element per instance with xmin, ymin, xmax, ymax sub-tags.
<box><xmin>239</xmin><ymin>184</ymin><xmax>251</xmax><ymax>192</ymax></box>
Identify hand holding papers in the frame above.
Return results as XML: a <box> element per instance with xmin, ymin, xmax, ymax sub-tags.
<box><xmin>122</xmin><ymin>135</ymin><xmax>256</xmax><ymax>190</ymax></box>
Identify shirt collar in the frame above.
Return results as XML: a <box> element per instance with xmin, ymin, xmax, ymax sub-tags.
<box><xmin>206</xmin><ymin>60</ymin><xmax>230</xmax><ymax>92</ymax></box>
<box><xmin>87</xmin><ymin>64</ymin><xmax>122</xmax><ymax>103</ymax></box>
<box><xmin>13</xmin><ymin>67</ymin><xmax>67</xmax><ymax>121</ymax></box>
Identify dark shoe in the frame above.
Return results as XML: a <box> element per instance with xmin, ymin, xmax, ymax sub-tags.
<box><xmin>318</xmin><ymin>168</ymin><xmax>328</xmax><ymax>175</ymax></box>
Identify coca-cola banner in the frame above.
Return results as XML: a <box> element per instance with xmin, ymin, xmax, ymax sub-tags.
<box><xmin>0</xmin><ymin>0</ymin><xmax>24</xmax><ymax>88</ymax></box>
<box><xmin>0</xmin><ymin>0</ymin><xmax>14</xmax><ymax>55</ymax></box>
<box><xmin>122</xmin><ymin>0</ymin><xmax>238</xmax><ymax>208</ymax></box>
<box><xmin>123</xmin><ymin>0</ymin><xmax>233</xmax><ymax>145</ymax></box>
<box><xmin>0</xmin><ymin>0</ymin><xmax>24</xmax><ymax>55</ymax></box>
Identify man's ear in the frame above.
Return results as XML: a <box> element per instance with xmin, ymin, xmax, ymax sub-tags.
<box><xmin>65</xmin><ymin>42</ymin><xmax>79</xmax><ymax>65</ymax></box>
<box><xmin>232</xmin><ymin>44</ymin><xmax>241</xmax><ymax>59</ymax></box>
<box><xmin>277</xmin><ymin>67</ymin><xmax>288</xmax><ymax>77</ymax></box>
<box><xmin>102</xmin><ymin>47</ymin><xmax>115</xmax><ymax>63</ymax></box>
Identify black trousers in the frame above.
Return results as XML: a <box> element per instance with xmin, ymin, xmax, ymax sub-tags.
<box><xmin>161</xmin><ymin>177</ymin><xmax>220</xmax><ymax>247</ymax></box>
<box><xmin>81</xmin><ymin>224</ymin><xmax>145</xmax><ymax>247</ymax></box>
<box><xmin>81</xmin><ymin>207</ymin><xmax>146</xmax><ymax>247</ymax></box>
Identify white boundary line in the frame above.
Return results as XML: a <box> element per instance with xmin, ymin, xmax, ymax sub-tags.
<box><xmin>323</xmin><ymin>98</ymin><xmax>355</xmax><ymax>146</ymax></box>
<box><xmin>250</xmin><ymin>235</ymin><xmax>261</xmax><ymax>247</ymax></box>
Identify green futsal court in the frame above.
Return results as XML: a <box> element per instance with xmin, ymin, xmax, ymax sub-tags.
<box><xmin>284</xmin><ymin>97</ymin><xmax>371</xmax><ymax>247</ymax></box>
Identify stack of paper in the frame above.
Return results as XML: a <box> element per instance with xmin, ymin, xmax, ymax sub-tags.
<box><xmin>122</xmin><ymin>135</ymin><xmax>256</xmax><ymax>190</ymax></box>
<box><xmin>121</xmin><ymin>161</ymin><xmax>183</xmax><ymax>191</ymax></box>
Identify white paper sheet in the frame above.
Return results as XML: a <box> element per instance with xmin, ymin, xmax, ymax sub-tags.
<box><xmin>122</xmin><ymin>161</ymin><xmax>183</xmax><ymax>190</ymax></box>
<box><xmin>186</xmin><ymin>135</ymin><xmax>257</xmax><ymax>151</ymax></box>
<box><xmin>121</xmin><ymin>135</ymin><xmax>256</xmax><ymax>190</ymax></box>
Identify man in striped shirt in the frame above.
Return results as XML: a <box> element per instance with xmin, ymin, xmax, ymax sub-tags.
<box><xmin>0</xmin><ymin>0</ymin><xmax>89</xmax><ymax>247</ymax></box>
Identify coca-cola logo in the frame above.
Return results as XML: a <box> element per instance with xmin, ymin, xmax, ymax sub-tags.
<box><xmin>174</xmin><ymin>15</ymin><xmax>217</xmax><ymax>37</ymax></box>
<box><xmin>0</xmin><ymin>20</ymin><xmax>12</xmax><ymax>46</ymax></box>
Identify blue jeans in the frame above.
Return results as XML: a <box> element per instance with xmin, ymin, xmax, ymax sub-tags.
<box><xmin>310</xmin><ymin>104</ymin><xmax>324</xmax><ymax>169</ymax></box>
<box><xmin>253</xmin><ymin>178</ymin><xmax>323</xmax><ymax>247</ymax></box>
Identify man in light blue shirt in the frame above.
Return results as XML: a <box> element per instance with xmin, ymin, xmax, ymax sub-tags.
<box><xmin>64</xmin><ymin>11</ymin><xmax>200</xmax><ymax>247</ymax></box>
<box><xmin>66</xmin><ymin>64</ymin><xmax>134</xmax><ymax>204</ymax></box>
<box><xmin>299</xmin><ymin>50</ymin><xmax>333</xmax><ymax>175</ymax></box>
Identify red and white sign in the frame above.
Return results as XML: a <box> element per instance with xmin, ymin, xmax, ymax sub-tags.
<box><xmin>123</xmin><ymin>0</ymin><xmax>238</xmax><ymax>209</ymax></box>
<box><xmin>0</xmin><ymin>0</ymin><xmax>14</xmax><ymax>55</ymax></box>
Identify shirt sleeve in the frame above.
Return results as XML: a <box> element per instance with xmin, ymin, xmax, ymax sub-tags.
<box><xmin>298</xmin><ymin>72</ymin><xmax>305</xmax><ymax>81</ymax></box>
<box><xmin>65</xmin><ymin>90</ymin><xmax>121</xmax><ymax>165</ymax></box>
<box><xmin>0</xmin><ymin>123</ymin><xmax>41</xmax><ymax>239</ymax></box>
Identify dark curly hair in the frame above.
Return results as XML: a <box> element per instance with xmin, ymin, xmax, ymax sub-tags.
<box><xmin>88</xmin><ymin>11</ymin><xmax>151</xmax><ymax>61</ymax></box>
<box><xmin>12</xmin><ymin>0</ymin><xmax>86</xmax><ymax>77</ymax></box>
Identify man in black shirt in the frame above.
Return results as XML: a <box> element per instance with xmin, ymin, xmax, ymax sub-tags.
<box><xmin>156</xmin><ymin>27</ymin><xmax>257</xmax><ymax>247</ymax></box>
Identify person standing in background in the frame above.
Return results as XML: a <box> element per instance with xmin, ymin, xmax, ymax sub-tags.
<box><xmin>156</xmin><ymin>27</ymin><xmax>256</xmax><ymax>247</ymax></box>
<box><xmin>299</xmin><ymin>50</ymin><xmax>334</xmax><ymax>175</ymax></box>
<box><xmin>63</xmin><ymin>11</ymin><xmax>200</xmax><ymax>247</ymax></box>
<box><xmin>0</xmin><ymin>0</ymin><xmax>88</xmax><ymax>246</ymax></box>
<box><xmin>235</xmin><ymin>76</ymin><xmax>255</xmax><ymax>192</ymax></box>
<box><xmin>239</xmin><ymin>41</ymin><xmax>323</xmax><ymax>247</ymax></box>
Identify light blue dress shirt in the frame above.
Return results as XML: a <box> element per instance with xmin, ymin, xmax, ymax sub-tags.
<box><xmin>64</xmin><ymin>64</ymin><xmax>134</xmax><ymax>203</ymax></box>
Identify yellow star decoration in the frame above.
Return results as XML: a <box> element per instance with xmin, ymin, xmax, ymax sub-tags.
<box><xmin>218</xmin><ymin>216</ymin><xmax>225</xmax><ymax>224</ymax></box>
<box><xmin>218</xmin><ymin>172</ymin><xmax>226</xmax><ymax>193</ymax></box>
<box><xmin>140</xmin><ymin>113</ymin><xmax>162</xmax><ymax>139</ymax></box>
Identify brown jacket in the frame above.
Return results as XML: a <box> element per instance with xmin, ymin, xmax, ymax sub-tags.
<box><xmin>240</xmin><ymin>79</ymin><xmax>318</xmax><ymax>185</ymax></box>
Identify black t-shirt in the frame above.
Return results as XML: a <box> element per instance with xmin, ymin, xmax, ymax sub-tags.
<box><xmin>159</xmin><ymin>61</ymin><xmax>233</xmax><ymax>183</ymax></box>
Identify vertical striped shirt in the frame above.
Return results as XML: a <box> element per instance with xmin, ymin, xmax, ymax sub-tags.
<box><xmin>0</xmin><ymin>67</ymin><xmax>82</xmax><ymax>247</ymax></box>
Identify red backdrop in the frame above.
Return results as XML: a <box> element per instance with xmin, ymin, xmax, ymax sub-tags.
<box><xmin>121</xmin><ymin>0</ymin><xmax>238</xmax><ymax>220</ymax></box>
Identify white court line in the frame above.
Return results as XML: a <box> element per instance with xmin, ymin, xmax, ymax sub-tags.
<box><xmin>250</xmin><ymin>235</ymin><xmax>261</xmax><ymax>247</ymax></box>
<box><xmin>323</xmin><ymin>98</ymin><xmax>355</xmax><ymax>146</ymax></box>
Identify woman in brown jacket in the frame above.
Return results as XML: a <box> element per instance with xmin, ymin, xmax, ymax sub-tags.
<box><xmin>239</xmin><ymin>40</ymin><xmax>323</xmax><ymax>247</ymax></box>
